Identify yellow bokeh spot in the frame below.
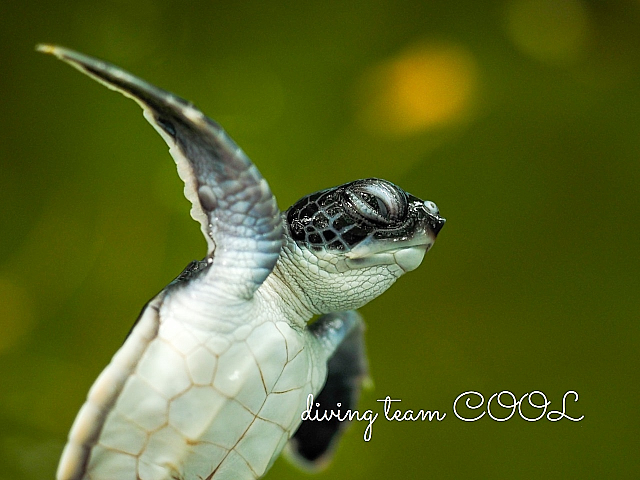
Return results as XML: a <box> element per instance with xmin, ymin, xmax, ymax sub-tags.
<box><xmin>0</xmin><ymin>277</ymin><xmax>34</xmax><ymax>352</ymax></box>
<box><xmin>356</xmin><ymin>42</ymin><xmax>477</xmax><ymax>136</ymax></box>
<box><xmin>506</xmin><ymin>0</ymin><xmax>590</xmax><ymax>63</ymax></box>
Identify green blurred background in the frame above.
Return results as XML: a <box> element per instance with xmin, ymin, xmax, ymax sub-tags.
<box><xmin>1</xmin><ymin>0</ymin><xmax>639</xmax><ymax>478</ymax></box>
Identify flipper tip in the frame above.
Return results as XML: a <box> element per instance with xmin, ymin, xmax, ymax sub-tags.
<box><xmin>36</xmin><ymin>43</ymin><xmax>57</xmax><ymax>55</ymax></box>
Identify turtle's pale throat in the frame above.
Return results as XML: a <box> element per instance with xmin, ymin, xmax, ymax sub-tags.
<box><xmin>394</xmin><ymin>246</ymin><xmax>428</xmax><ymax>272</ymax></box>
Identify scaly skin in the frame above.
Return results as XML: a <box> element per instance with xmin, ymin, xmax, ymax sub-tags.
<box><xmin>59</xmin><ymin>280</ymin><xmax>327</xmax><ymax>480</ymax></box>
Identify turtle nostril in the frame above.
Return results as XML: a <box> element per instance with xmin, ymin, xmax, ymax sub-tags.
<box><xmin>422</xmin><ymin>200</ymin><xmax>444</xmax><ymax>236</ymax></box>
<box><xmin>424</xmin><ymin>200</ymin><xmax>439</xmax><ymax>216</ymax></box>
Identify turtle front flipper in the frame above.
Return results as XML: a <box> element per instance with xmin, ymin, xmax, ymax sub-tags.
<box><xmin>38</xmin><ymin>45</ymin><xmax>283</xmax><ymax>300</ymax></box>
<box><xmin>288</xmin><ymin>311</ymin><xmax>370</xmax><ymax>469</ymax></box>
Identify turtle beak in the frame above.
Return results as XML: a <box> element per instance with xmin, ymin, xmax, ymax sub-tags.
<box><xmin>428</xmin><ymin>214</ymin><xmax>446</xmax><ymax>236</ymax></box>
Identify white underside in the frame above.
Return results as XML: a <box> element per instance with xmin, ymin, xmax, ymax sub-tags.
<box><xmin>57</xmin><ymin>288</ymin><xmax>326</xmax><ymax>480</ymax></box>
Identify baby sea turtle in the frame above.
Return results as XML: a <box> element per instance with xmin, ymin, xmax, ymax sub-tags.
<box><xmin>39</xmin><ymin>45</ymin><xmax>445</xmax><ymax>480</ymax></box>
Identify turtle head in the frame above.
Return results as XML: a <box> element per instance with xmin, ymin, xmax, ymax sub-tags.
<box><xmin>282</xmin><ymin>178</ymin><xmax>445</xmax><ymax>313</ymax></box>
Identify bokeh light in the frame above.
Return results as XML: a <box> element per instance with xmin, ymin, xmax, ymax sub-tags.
<box><xmin>355</xmin><ymin>42</ymin><xmax>477</xmax><ymax>136</ymax></box>
<box><xmin>505</xmin><ymin>0</ymin><xmax>590</xmax><ymax>63</ymax></box>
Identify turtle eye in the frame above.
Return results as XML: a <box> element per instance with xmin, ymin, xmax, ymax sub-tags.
<box><xmin>344</xmin><ymin>179</ymin><xmax>408</xmax><ymax>225</ymax></box>
<box><xmin>345</xmin><ymin>190</ymin><xmax>388</xmax><ymax>224</ymax></box>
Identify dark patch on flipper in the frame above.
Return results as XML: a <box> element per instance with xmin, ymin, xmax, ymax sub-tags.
<box><xmin>125</xmin><ymin>260</ymin><xmax>208</xmax><ymax>340</ymax></box>
<box><xmin>291</xmin><ymin>314</ymin><xmax>368</xmax><ymax>467</ymax></box>
<box><xmin>168</xmin><ymin>259</ymin><xmax>209</xmax><ymax>287</ymax></box>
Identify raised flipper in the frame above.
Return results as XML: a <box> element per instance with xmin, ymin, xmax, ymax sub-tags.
<box><xmin>38</xmin><ymin>45</ymin><xmax>283</xmax><ymax>300</ymax></box>
<box><xmin>288</xmin><ymin>310</ymin><xmax>369</xmax><ymax>469</ymax></box>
